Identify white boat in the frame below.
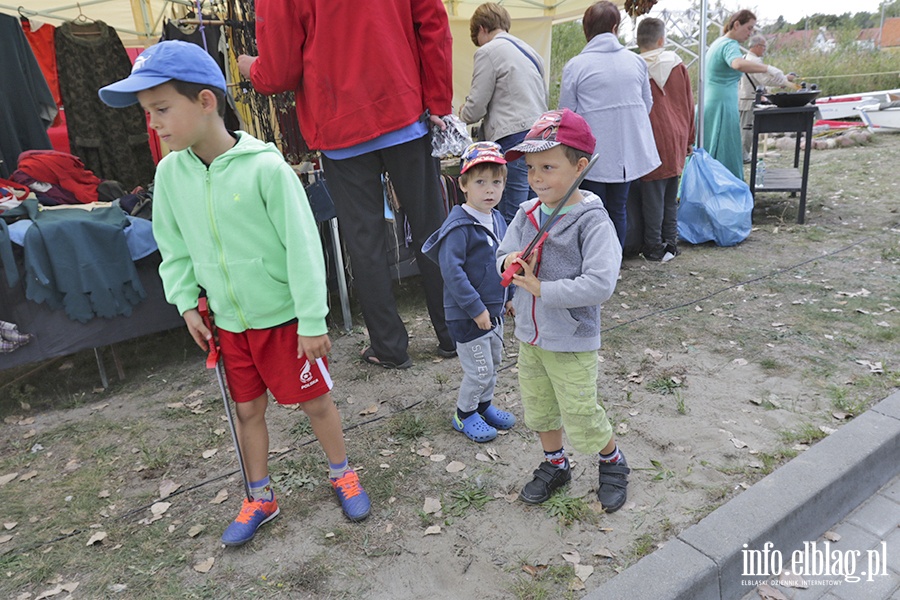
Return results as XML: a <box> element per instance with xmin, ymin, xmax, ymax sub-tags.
<box><xmin>816</xmin><ymin>89</ymin><xmax>900</xmax><ymax>120</ymax></box>
<box><xmin>858</xmin><ymin>102</ymin><xmax>900</xmax><ymax>132</ymax></box>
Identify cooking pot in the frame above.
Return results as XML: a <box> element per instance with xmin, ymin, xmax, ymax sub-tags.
<box><xmin>763</xmin><ymin>90</ymin><xmax>821</xmax><ymax>108</ymax></box>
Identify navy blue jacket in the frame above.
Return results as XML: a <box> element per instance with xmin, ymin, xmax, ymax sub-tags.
<box><xmin>423</xmin><ymin>205</ymin><xmax>511</xmax><ymax>322</ymax></box>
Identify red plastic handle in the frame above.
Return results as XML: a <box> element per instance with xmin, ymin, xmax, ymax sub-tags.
<box><xmin>500</xmin><ymin>233</ymin><xmax>548</xmax><ymax>288</ymax></box>
<box><xmin>197</xmin><ymin>297</ymin><xmax>219</xmax><ymax>369</ymax></box>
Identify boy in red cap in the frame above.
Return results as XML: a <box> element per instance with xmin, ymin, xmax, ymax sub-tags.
<box><xmin>423</xmin><ymin>142</ymin><xmax>517</xmax><ymax>442</ymax></box>
<box><xmin>498</xmin><ymin>109</ymin><xmax>630</xmax><ymax>511</ymax></box>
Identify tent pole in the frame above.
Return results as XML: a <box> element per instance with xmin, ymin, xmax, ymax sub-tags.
<box><xmin>696</xmin><ymin>0</ymin><xmax>708</xmax><ymax>148</ymax></box>
<box><xmin>130</xmin><ymin>0</ymin><xmax>154</xmax><ymax>40</ymax></box>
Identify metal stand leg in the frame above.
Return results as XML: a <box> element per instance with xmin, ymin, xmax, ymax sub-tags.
<box><xmin>93</xmin><ymin>347</ymin><xmax>109</xmax><ymax>389</ymax></box>
<box><xmin>329</xmin><ymin>217</ymin><xmax>353</xmax><ymax>333</ymax></box>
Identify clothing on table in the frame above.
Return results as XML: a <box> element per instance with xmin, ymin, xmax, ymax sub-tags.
<box><xmin>0</xmin><ymin>14</ymin><xmax>55</xmax><ymax>180</ymax></box>
<box><xmin>702</xmin><ymin>36</ymin><xmax>745</xmax><ymax>180</ymax></box>
<box><xmin>248</xmin><ymin>0</ymin><xmax>455</xmax><ymax>363</ymax></box>
<box><xmin>738</xmin><ymin>51</ymin><xmax>790</xmax><ymax>161</ymax></box>
<box><xmin>152</xmin><ymin>132</ymin><xmax>327</xmax><ymax>336</ymax></box>
<box><xmin>459</xmin><ymin>32</ymin><xmax>546</xmax><ymax>223</ymax></box>
<box><xmin>496</xmin><ymin>192</ymin><xmax>621</xmax><ymax>353</ymax></box>
<box><xmin>18</xmin><ymin>198</ymin><xmax>145</xmax><ymax>323</ymax></box>
<box><xmin>55</xmin><ymin>21</ymin><xmax>155</xmax><ymax>189</ymax></box>
<box><xmin>14</xmin><ymin>150</ymin><xmax>102</xmax><ymax>204</ymax></box>
<box><xmin>559</xmin><ymin>32</ymin><xmax>660</xmax><ymax>184</ymax></box>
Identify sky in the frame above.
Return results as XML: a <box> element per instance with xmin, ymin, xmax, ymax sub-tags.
<box><xmin>657</xmin><ymin>0</ymin><xmax>888</xmax><ymax>24</ymax></box>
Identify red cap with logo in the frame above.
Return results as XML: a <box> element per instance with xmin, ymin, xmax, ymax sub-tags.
<box><xmin>505</xmin><ymin>108</ymin><xmax>596</xmax><ymax>161</ymax></box>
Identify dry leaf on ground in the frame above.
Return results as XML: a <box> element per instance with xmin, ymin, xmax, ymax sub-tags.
<box><xmin>150</xmin><ymin>502</ymin><xmax>171</xmax><ymax>516</ymax></box>
<box><xmin>159</xmin><ymin>480</ymin><xmax>180</xmax><ymax>499</ymax></box>
<box><xmin>0</xmin><ymin>473</ymin><xmax>18</xmax><ymax>486</ymax></box>
<box><xmin>731</xmin><ymin>438</ymin><xmax>748</xmax><ymax>449</ymax></box>
<box><xmin>193</xmin><ymin>557</ymin><xmax>214</xmax><ymax>573</ymax></box>
<box><xmin>445</xmin><ymin>461</ymin><xmax>466</xmax><ymax>473</ymax></box>
<box><xmin>756</xmin><ymin>583</ymin><xmax>788</xmax><ymax>599</ymax></box>
<box><xmin>359</xmin><ymin>404</ymin><xmax>379</xmax><ymax>416</ymax></box>
<box><xmin>593</xmin><ymin>547</ymin><xmax>615</xmax><ymax>558</ymax></box>
<box><xmin>574</xmin><ymin>564</ymin><xmax>594</xmax><ymax>582</ymax></box>
<box><xmin>429</xmin><ymin>454</ymin><xmax>446</xmax><ymax>462</ymax></box>
<box><xmin>423</xmin><ymin>525</ymin><xmax>441</xmax><ymax>536</ymax></box>
<box><xmin>202</xmin><ymin>448</ymin><xmax>218</xmax><ymax>459</ymax></box>
<box><xmin>86</xmin><ymin>531</ymin><xmax>107</xmax><ymax>546</ymax></box>
<box><xmin>823</xmin><ymin>531</ymin><xmax>841</xmax><ymax>542</ymax></box>
<box><xmin>0</xmin><ymin>534</ymin><xmax>13</xmax><ymax>544</ymax></box>
<box><xmin>210</xmin><ymin>489</ymin><xmax>228</xmax><ymax>504</ymax></box>
<box><xmin>562</xmin><ymin>550</ymin><xmax>580</xmax><ymax>564</ymax></box>
<box><xmin>522</xmin><ymin>564</ymin><xmax>547</xmax><ymax>577</ymax></box>
<box><xmin>422</xmin><ymin>497</ymin><xmax>442</xmax><ymax>515</ymax></box>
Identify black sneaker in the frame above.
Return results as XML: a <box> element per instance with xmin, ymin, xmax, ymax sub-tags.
<box><xmin>519</xmin><ymin>461</ymin><xmax>571</xmax><ymax>504</ymax></box>
<box><xmin>661</xmin><ymin>244</ymin><xmax>681</xmax><ymax>263</ymax></box>
<box><xmin>597</xmin><ymin>453</ymin><xmax>630</xmax><ymax>512</ymax></box>
<box><xmin>436</xmin><ymin>346</ymin><xmax>458</xmax><ymax>359</ymax></box>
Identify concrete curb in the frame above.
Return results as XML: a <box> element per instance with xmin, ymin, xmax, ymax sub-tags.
<box><xmin>584</xmin><ymin>390</ymin><xmax>900</xmax><ymax>600</ymax></box>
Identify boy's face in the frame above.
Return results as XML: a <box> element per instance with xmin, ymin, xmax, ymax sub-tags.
<box><xmin>137</xmin><ymin>82</ymin><xmax>208</xmax><ymax>153</ymax></box>
<box><xmin>524</xmin><ymin>145</ymin><xmax>588</xmax><ymax>208</ymax></box>
<box><xmin>460</xmin><ymin>167</ymin><xmax>505</xmax><ymax>214</ymax></box>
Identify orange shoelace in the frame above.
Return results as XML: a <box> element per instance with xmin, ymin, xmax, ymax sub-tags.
<box><xmin>234</xmin><ymin>498</ymin><xmax>271</xmax><ymax>524</ymax></box>
<box><xmin>331</xmin><ymin>471</ymin><xmax>362</xmax><ymax>498</ymax></box>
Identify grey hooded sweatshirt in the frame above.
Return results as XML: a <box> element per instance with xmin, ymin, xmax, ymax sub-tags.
<box><xmin>496</xmin><ymin>191</ymin><xmax>621</xmax><ymax>352</ymax></box>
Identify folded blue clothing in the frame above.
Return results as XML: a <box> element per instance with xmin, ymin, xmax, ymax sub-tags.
<box><xmin>6</xmin><ymin>214</ymin><xmax>157</xmax><ymax>261</ymax></box>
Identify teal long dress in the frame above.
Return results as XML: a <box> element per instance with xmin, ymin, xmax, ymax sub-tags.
<box><xmin>703</xmin><ymin>36</ymin><xmax>745</xmax><ymax>180</ymax></box>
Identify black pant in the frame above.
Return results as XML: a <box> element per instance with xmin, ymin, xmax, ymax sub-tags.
<box><xmin>322</xmin><ymin>134</ymin><xmax>452</xmax><ymax>363</ymax></box>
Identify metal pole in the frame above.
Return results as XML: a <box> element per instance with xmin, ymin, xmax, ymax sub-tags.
<box><xmin>696</xmin><ymin>0</ymin><xmax>708</xmax><ymax>148</ymax></box>
<box><xmin>879</xmin><ymin>1</ymin><xmax>886</xmax><ymax>49</ymax></box>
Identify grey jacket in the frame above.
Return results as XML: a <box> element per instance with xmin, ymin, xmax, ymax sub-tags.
<box><xmin>460</xmin><ymin>33</ymin><xmax>548</xmax><ymax>141</ymax></box>
<box><xmin>496</xmin><ymin>192</ymin><xmax>621</xmax><ymax>352</ymax></box>
<box><xmin>560</xmin><ymin>33</ymin><xmax>661</xmax><ymax>182</ymax></box>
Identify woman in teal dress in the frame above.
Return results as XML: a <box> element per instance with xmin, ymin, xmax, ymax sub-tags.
<box><xmin>703</xmin><ymin>10</ymin><xmax>787</xmax><ymax>180</ymax></box>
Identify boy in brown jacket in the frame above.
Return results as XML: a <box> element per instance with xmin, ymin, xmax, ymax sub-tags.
<box><xmin>626</xmin><ymin>17</ymin><xmax>696</xmax><ymax>262</ymax></box>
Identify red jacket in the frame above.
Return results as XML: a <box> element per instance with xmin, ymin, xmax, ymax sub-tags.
<box><xmin>250</xmin><ymin>0</ymin><xmax>453</xmax><ymax>151</ymax></box>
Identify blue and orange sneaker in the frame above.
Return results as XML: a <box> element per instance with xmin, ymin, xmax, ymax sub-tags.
<box><xmin>330</xmin><ymin>470</ymin><xmax>371</xmax><ymax>522</ymax></box>
<box><xmin>221</xmin><ymin>496</ymin><xmax>280</xmax><ymax>546</ymax></box>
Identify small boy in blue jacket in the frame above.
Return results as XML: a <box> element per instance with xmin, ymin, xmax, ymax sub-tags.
<box><xmin>423</xmin><ymin>142</ymin><xmax>516</xmax><ymax>442</ymax></box>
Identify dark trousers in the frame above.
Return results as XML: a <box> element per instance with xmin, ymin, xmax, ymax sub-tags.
<box><xmin>625</xmin><ymin>177</ymin><xmax>679</xmax><ymax>256</ymax></box>
<box><xmin>322</xmin><ymin>134</ymin><xmax>452</xmax><ymax>363</ymax></box>
<box><xmin>496</xmin><ymin>131</ymin><xmax>534</xmax><ymax>225</ymax></box>
<box><xmin>580</xmin><ymin>180</ymin><xmax>631</xmax><ymax>247</ymax></box>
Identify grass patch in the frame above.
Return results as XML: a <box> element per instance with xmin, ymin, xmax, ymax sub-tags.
<box><xmin>646</xmin><ymin>374</ymin><xmax>683</xmax><ymax>395</ymax></box>
<box><xmin>543</xmin><ymin>492</ymin><xmax>593</xmax><ymax>526</ymax></box>
<box><xmin>629</xmin><ymin>533</ymin><xmax>657</xmax><ymax>562</ymax></box>
<box><xmin>445</xmin><ymin>484</ymin><xmax>493</xmax><ymax>517</ymax></box>
<box><xmin>779</xmin><ymin>423</ymin><xmax>828</xmax><ymax>446</ymax></box>
<box><xmin>387</xmin><ymin>412</ymin><xmax>429</xmax><ymax>442</ymax></box>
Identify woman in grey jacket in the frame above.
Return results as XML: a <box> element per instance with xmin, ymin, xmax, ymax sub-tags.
<box><xmin>460</xmin><ymin>3</ymin><xmax>548</xmax><ymax>224</ymax></box>
<box><xmin>560</xmin><ymin>1</ymin><xmax>660</xmax><ymax>246</ymax></box>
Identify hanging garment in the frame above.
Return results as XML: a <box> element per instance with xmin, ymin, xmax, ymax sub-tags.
<box><xmin>0</xmin><ymin>14</ymin><xmax>55</xmax><ymax>179</ymax></box>
<box><xmin>55</xmin><ymin>21</ymin><xmax>155</xmax><ymax>189</ymax></box>
<box><xmin>21</xmin><ymin>18</ymin><xmax>62</xmax><ymax>123</ymax></box>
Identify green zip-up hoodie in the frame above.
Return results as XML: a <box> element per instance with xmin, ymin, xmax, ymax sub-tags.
<box><xmin>152</xmin><ymin>132</ymin><xmax>327</xmax><ymax>335</ymax></box>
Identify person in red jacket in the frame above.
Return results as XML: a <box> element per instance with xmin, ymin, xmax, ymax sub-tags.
<box><xmin>238</xmin><ymin>0</ymin><xmax>456</xmax><ymax>369</ymax></box>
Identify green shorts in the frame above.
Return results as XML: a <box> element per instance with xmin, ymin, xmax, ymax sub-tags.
<box><xmin>518</xmin><ymin>342</ymin><xmax>613</xmax><ymax>454</ymax></box>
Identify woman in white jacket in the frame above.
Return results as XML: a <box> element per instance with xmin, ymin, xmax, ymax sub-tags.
<box><xmin>560</xmin><ymin>1</ymin><xmax>661</xmax><ymax>247</ymax></box>
<box><xmin>460</xmin><ymin>3</ymin><xmax>548</xmax><ymax>224</ymax></box>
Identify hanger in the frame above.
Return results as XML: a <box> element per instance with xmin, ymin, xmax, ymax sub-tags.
<box><xmin>69</xmin><ymin>2</ymin><xmax>102</xmax><ymax>36</ymax></box>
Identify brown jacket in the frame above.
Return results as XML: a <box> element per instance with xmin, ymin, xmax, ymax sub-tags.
<box><xmin>642</xmin><ymin>62</ymin><xmax>696</xmax><ymax>182</ymax></box>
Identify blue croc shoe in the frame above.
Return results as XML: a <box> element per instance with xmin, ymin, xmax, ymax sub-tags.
<box><xmin>480</xmin><ymin>405</ymin><xmax>516</xmax><ymax>430</ymax></box>
<box><xmin>221</xmin><ymin>496</ymin><xmax>280</xmax><ymax>546</ymax></box>
<box><xmin>453</xmin><ymin>412</ymin><xmax>497</xmax><ymax>443</ymax></box>
<box><xmin>331</xmin><ymin>470</ymin><xmax>371</xmax><ymax>522</ymax></box>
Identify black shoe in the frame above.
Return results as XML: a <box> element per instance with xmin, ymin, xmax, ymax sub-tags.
<box><xmin>597</xmin><ymin>453</ymin><xmax>630</xmax><ymax>513</ymax></box>
<box><xmin>519</xmin><ymin>461</ymin><xmax>571</xmax><ymax>504</ymax></box>
<box><xmin>436</xmin><ymin>346</ymin><xmax>457</xmax><ymax>359</ymax></box>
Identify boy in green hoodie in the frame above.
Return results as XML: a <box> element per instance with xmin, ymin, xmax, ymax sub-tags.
<box><xmin>99</xmin><ymin>41</ymin><xmax>370</xmax><ymax>546</ymax></box>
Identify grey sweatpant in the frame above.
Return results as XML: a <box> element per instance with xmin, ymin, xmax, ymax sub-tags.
<box><xmin>456</xmin><ymin>324</ymin><xmax>503</xmax><ymax>413</ymax></box>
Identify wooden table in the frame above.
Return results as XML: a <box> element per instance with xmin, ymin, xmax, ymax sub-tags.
<box><xmin>749</xmin><ymin>104</ymin><xmax>818</xmax><ymax>224</ymax></box>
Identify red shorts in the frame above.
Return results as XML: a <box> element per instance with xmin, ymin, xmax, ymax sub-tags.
<box><xmin>217</xmin><ymin>321</ymin><xmax>333</xmax><ymax>404</ymax></box>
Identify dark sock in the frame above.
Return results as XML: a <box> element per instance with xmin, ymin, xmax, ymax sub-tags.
<box><xmin>476</xmin><ymin>401</ymin><xmax>491</xmax><ymax>414</ymax></box>
<box><xmin>457</xmin><ymin>408</ymin><xmax>477</xmax><ymax>421</ymax></box>
<box><xmin>599</xmin><ymin>445</ymin><xmax>622</xmax><ymax>464</ymax></box>
<box><xmin>544</xmin><ymin>447</ymin><xmax>568</xmax><ymax>470</ymax></box>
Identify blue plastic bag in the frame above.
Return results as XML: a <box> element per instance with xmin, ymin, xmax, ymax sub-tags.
<box><xmin>677</xmin><ymin>148</ymin><xmax>753</xmax><ymax>247</ymax></box>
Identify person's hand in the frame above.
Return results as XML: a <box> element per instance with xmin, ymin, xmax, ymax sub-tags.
<box><xmin>474</xmin><ymin>310</ymin><xmax>492</xmax><ymax>330</ymax></box>
<box><xmin>237</xmin><ymin>54</ymin><xmax>257</xmax><ymax>79</ymax></box>
<box><xmin>298</xmin><ymin>334</ymin><xmax>331</xmax><ymax>361</ymax></box>
<box><xmin>429</xmin><ymin>114</ymin><xmax>447</xmax><ymax>131</ymax></box>
<box><xmin>786</xmin><ymin>72</ymin><xmax>797</xmax><ymax>82</ymax></box>
<box><xmin>504</xmin><ymin>300</ymin><xmax>515</xmax><ymax>317</ymax></box>
<box><xmin>511</xmin><ymin>255</ymin><xmax>541</xmax><ymax>297</ymax></box>
<box><xmin>183</xmin><ymin>308</ymin><xmax>212</xmax><ymax>352</ymax></box>
<box><xmin>503</xmin><ymin>251</ymin><xmax>523</xmax><ymax>272</ymax></box>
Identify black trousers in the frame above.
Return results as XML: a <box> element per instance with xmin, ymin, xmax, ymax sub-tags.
<box><xmin>322</xmin><ymin>133</ymin><xmax>452</xmax><ymax>363</ymax></box>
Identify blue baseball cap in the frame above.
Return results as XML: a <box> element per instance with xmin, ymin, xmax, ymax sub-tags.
<box><xmin>99</xmin><ymin>40</ymin><xmax>226</xmax><ymax>108</ymax></box>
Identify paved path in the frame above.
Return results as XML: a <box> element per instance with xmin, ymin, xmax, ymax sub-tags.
<box><xmin>585</xmin><ymin>391</ymin><xmax>900</xmax><ymax>600</ymax></box>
